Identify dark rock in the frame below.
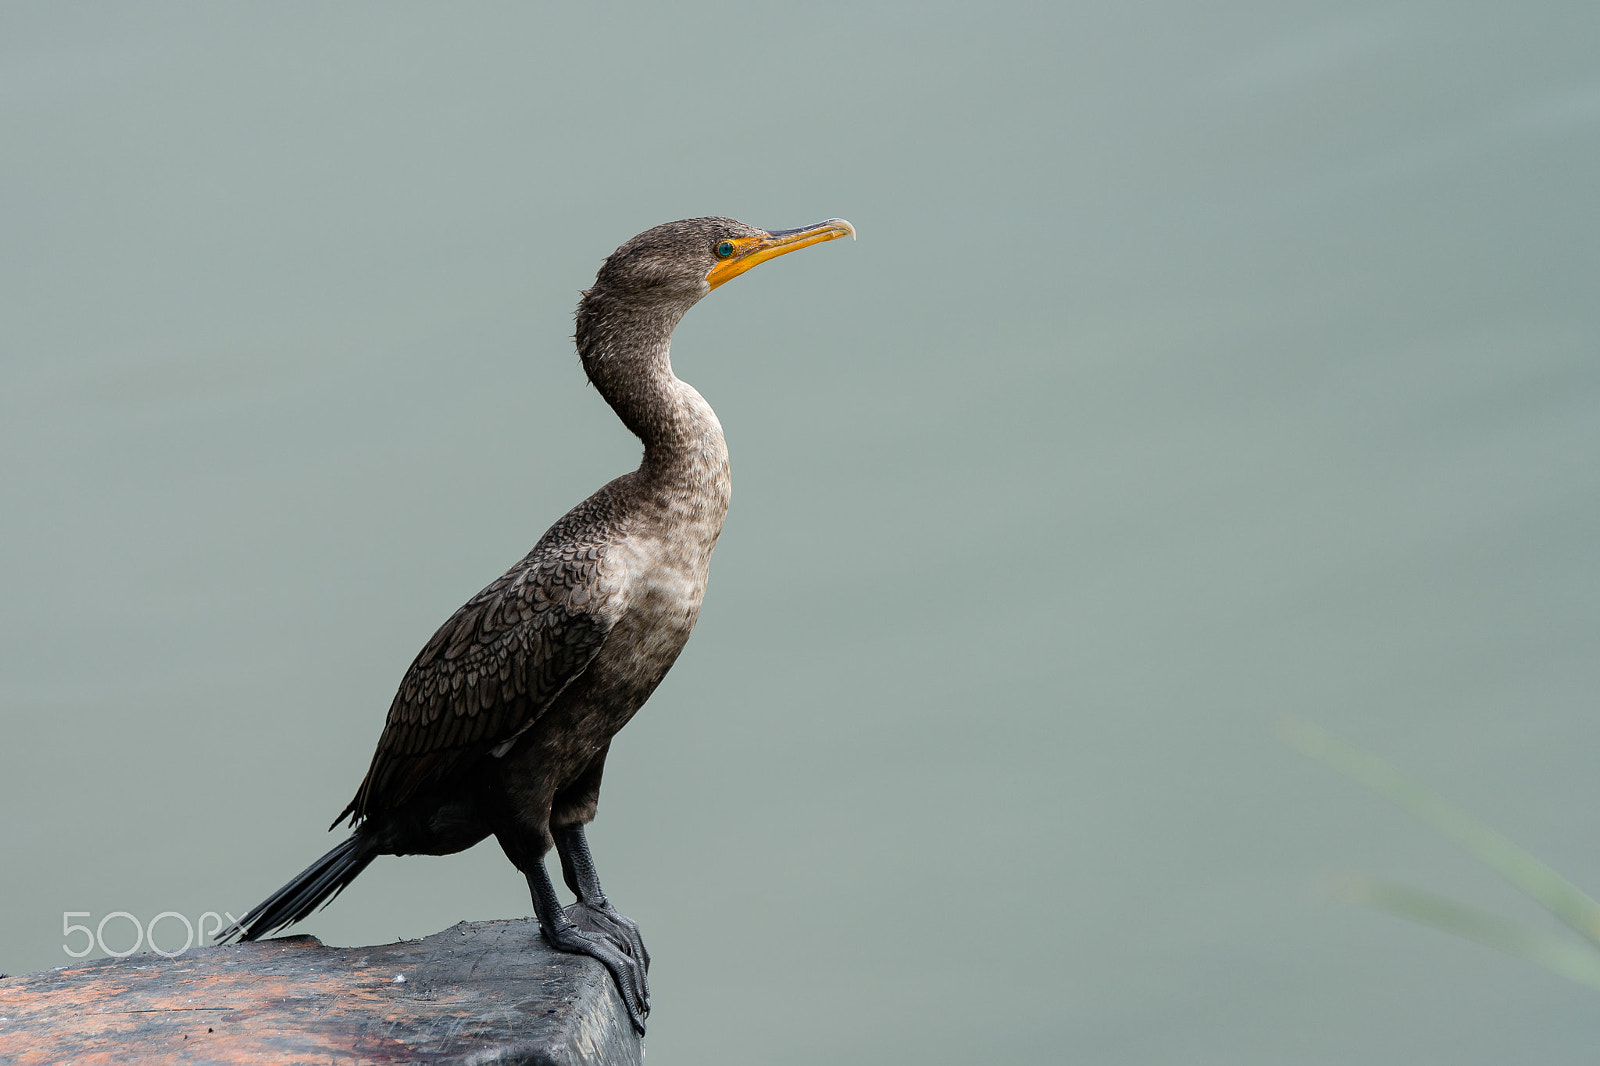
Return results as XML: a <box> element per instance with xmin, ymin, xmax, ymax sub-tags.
<box><xmin>0</xmin><ymin>919</ymin><xmax>641</xmax><ymax>1065</ymax></box>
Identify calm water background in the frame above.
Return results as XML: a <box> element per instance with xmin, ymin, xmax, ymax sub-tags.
<box><xmin>3</xmin><ymin>3</ymin><xmax>1598</xmax><ymax>1062</ymax></box>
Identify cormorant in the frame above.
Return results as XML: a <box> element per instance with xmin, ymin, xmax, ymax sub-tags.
<box><xmin>219</xmin><ymin>217</ymin><xmax>855</xmax><ymax>1033</ymax></box>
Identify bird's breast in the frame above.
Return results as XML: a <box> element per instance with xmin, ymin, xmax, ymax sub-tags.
<box><xmin>566</xmin><ymin>463</ymin><xmax>722</xmax><ymax>707</ymax></box>
<box><xmin>611</xmin><ymin>510</ymin><xmax>720</xmax><ymax>649</ymax></box>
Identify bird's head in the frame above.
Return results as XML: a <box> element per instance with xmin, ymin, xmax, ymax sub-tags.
<box><xmin>580</xmin><ymin>216</ymin><xmax>856</xmax><ymax>321</ymax></box>
<box><xmin>573</xmin><ymin>216</ymin><xmax>854</xmax><ymax>440</ymax></box>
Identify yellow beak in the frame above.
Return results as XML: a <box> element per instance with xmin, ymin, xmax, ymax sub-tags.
<box><xmin>705</xmin><ymin>218</ymin><xmax>856</xmax><ymax>290</ymax></box>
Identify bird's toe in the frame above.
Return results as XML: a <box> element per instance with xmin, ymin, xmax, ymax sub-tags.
<box><xmin>565</xmin><ymin>900</ymin><xmax>650</xmax><ymax>1008</ymax></box>
<box><xmin>543</xmin><ymin>922</ymin><xmax>649</xmax><ymax>1034</ymax></box>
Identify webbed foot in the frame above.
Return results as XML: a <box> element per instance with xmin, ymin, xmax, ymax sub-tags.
<box><xmin>542</xmin><ymin>918</ymin><xmax>649</xmax><ymax>1034</ymax></box>
<box><xmin>565</xmin><ymin>899</ymin><xmax>650</xmax><ymax>1004</ymax></box>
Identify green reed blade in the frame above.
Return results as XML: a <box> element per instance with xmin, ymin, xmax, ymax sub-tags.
<box><xmin>1280</xmin><ymin>718</ymin><xmax>1600</xmax><ymax>949</ymax></box>
<box><xmin>1333</xmin><ymin>873</ymin><xmax>1600</xmax><ymax>993</ymax></box>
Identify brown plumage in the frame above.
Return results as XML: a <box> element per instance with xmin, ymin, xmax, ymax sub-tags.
<box><xmin>220</xmin><ymin>216</ymin><xmax>854</xmax><ymax>1034</ymax></box>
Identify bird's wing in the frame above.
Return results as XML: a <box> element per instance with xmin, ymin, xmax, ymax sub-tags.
<box><xmin>339</xmin><ymin>545</ymin><xmax>613</xmax><ymax>825</ymax></box>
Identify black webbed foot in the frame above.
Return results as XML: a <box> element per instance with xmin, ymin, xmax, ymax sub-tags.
<box><xmin>542</xmin><ymin>919</ymin><xmax>649</xmax><ymax>1034</ymax></box>
<box><xmin>551</xmin><ymin>824</ymin><xmax>651</xmax><ymax>1013</ymax></box>
<box><xmin>523</xmin><ymin>856</ymin><xmax>649</xmax><ymax>1034</ymax></box>
<box><xmin>565</xmin><ymin>899</ymin><xmax>650</xmax><ymax>1005</ymax></box>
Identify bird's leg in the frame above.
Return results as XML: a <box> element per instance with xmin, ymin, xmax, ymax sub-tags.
<box><xmin>555</xmin><ymin>824</ymin><xmax>651</xmax><ymax>988</ymax></box>
<box><xmin>526</xmin><ymin>855</ymin><xmax>649</xmax><ymax>1034</ymax></box>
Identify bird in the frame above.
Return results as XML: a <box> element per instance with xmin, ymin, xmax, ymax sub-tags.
<box><xmin>218</xmin><ymin>216</ymin><xmax>855</xmax><ymax>1033</ymax></box>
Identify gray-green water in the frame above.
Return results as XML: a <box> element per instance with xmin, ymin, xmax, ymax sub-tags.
<box><xmin>3</xmin><ymin>3</ymin><xmax>1598</xmax><ymax>1061</ymax></box>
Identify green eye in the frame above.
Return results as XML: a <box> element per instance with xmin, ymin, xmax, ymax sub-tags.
<box><xmin>715</xmin><ymin>241</ymin><xmax>735</xmax><ymax>258</ymax></box>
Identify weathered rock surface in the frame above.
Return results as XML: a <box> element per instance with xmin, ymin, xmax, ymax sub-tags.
<box><xmin>0</xmin><ymin>919</ymin><xmax>642</xmax><ymax>1065</ymax></box>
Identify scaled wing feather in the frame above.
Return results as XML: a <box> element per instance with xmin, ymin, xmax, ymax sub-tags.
<box><xmin>339</xmin><ymin>546</ymin><xmax>612</xmax><ymax>824</ymax></box>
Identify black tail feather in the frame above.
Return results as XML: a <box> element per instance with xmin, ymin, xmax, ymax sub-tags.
<box><xmin>217</xmin><ymin>834</ymin><xmax>376</xmax><ymax>943</ymax></box>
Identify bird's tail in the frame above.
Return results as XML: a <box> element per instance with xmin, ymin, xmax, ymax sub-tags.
<box><xmin>216</xmin><ymin>833</ymin><xmax>376</xmax><ymax>943</ymax></box>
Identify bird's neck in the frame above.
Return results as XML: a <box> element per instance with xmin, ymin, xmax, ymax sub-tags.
<box><xmin>579</xmin><ymin>306</ymin><xmax>731</xmax><ymax>503</ymax></box>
